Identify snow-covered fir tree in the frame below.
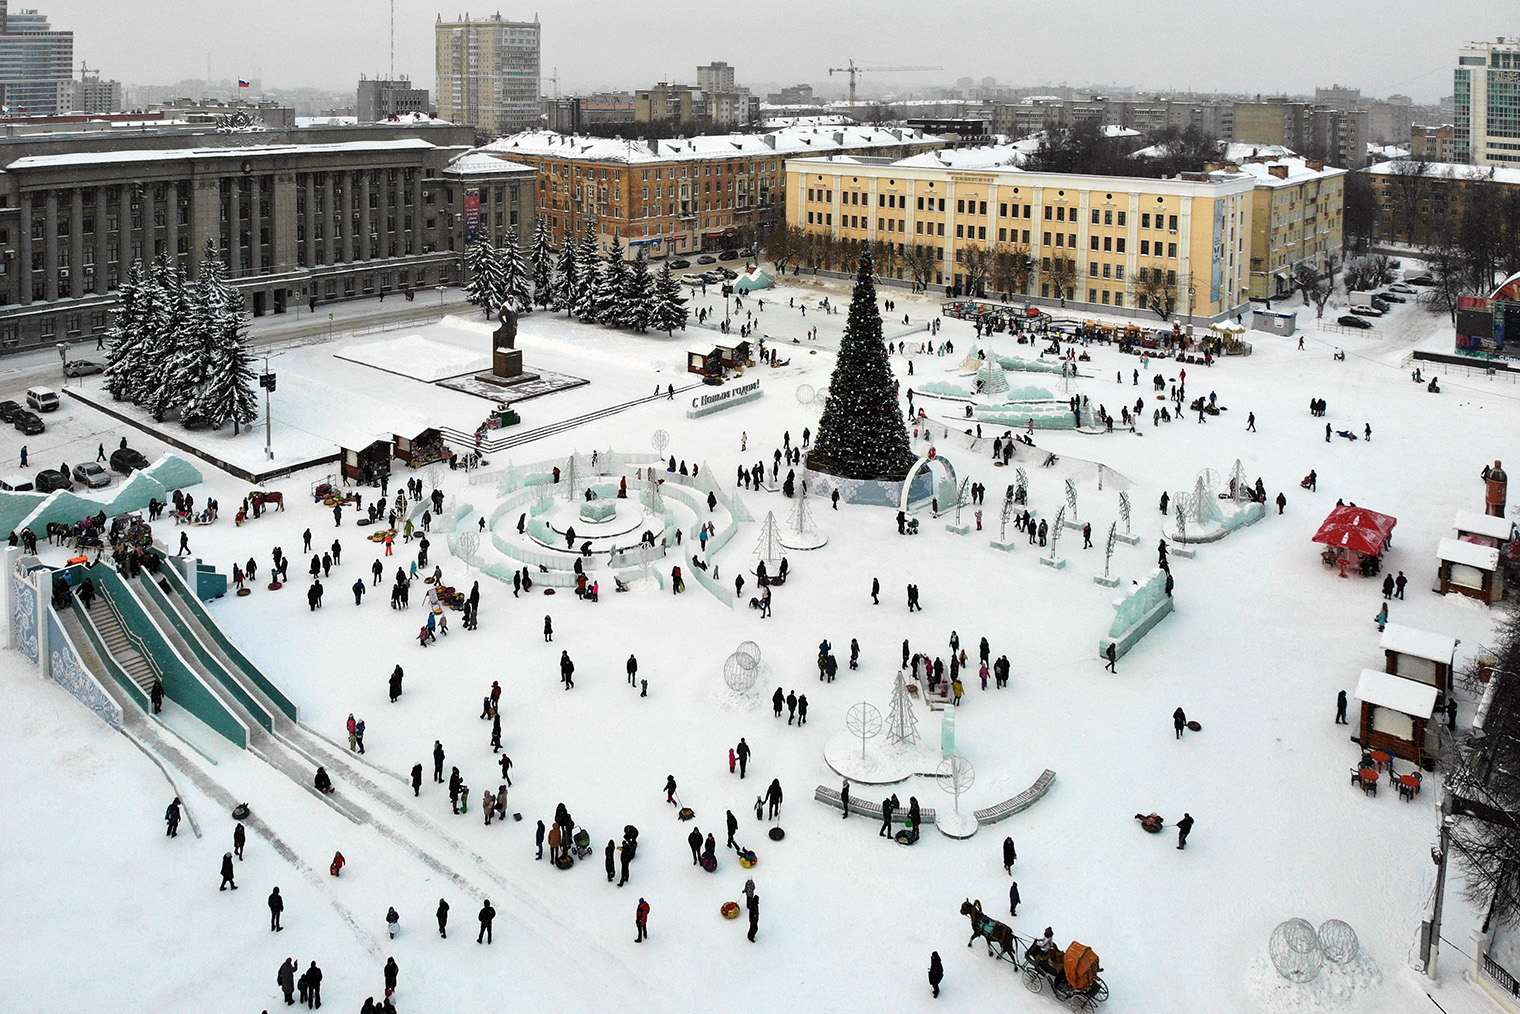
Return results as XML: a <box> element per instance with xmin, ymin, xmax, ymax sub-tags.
<box><xmin>189</xmin><ymin>283</ymin><xmax>259</xmax><ymax>434</ymax></box>
<box><xmin>463</xmin><ymin>240</ymin><xmax>501</xmax><ymax>318</ymax></box>
<box><xmin>167</xmin><ymin>243</ymin><xmax>233</xmax><ymax>419</ymax></box>
<box><xmin>127</xmin><ymin>261</ymin><xmax>174</xmax><ymax>408</ymax></box>
<box><xmin>140</xmin><ymin>261</ymin><xmax>195</xmax><ymax>421</ymax></box>
<box><xmin>530</xmin><ymin>218</ymin><xmax>555</xmax><ymax>308</ymax></box>
<box><xmin>494</xmin><ymin>231</ymin><xmax>532</xmax><ymax>315</ymax></box>
<box><xmin>649</xmin><ymin>262</ymin><xmax>689</xmax><ymax>335</ymax></box>
<box><xmin>808</xmin><ymin>248</ymin><xmax>915</xmax><ymax>480</ymax></box>
<box><xmin>571</xmin><ymin>218</ymin><xmax>600</xmax><ymax>321</ymax></box>
<box><xmin>103</xmin><ymin>261</ymin><xmax>147</xmax><ymax>402</ymax></box>
<box><xmin>593</xmin><ymin>236</ymin><xmax>628</xmax><ymax>326</ymax></box>
<box><xmin>620</xmin><ymin>251</ymin><xmax>655</xmax><ymax>332</ymax></box>
<box><xmin>550</xmin><ymin>240</ymin><xmax>579</xmax><ymax>314</ymax></box>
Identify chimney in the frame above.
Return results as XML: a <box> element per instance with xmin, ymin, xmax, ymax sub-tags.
<box><xmin>1306</xmin><ymin>159</ymin><xmax>1324</xmax><ymax>172</ymax></box>
<box><xmin>1267</xmin><ymin>164</ymin><xmax>1289</xmax><ymax>179</ymax></box>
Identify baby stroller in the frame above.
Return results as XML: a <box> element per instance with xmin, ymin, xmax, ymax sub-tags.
<box><xmin>904</xmin><ymin>517</ymin><xmax>920</xmax><ymax>535</ymax></box>
<box><xmin>571</xmin><ymin>826</ymin><xmax>593</xmax><ymax>859</ymax></box>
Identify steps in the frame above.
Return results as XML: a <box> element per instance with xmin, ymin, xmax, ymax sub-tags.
<box><xmin>86</xmin><ymin>597</ymin><xmax>158</xmax><ymax>695</ymax></box>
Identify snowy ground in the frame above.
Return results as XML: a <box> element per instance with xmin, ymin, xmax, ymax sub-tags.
<box><xmin>1</xmin><ymin>270</ymin><xmax>1514</xmax><ymax>1014</ymax></box>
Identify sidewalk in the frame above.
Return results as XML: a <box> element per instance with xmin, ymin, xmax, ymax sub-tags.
<box><xmin>245</xmin><ymin>285</ymin><xmax>478</xmax><ymax>349</ymax></box>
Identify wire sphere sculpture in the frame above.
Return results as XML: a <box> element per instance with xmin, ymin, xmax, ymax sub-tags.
<box><xmin>795</xmin><ymin>383</ymin><xmax>816</xmax><ymax>405</ymax></box>
<box><xmin>1269</xmin><ymin>918</ymin><xmax>1324</xmax><ymax>983</ymax></box>
<box><xmin>652</xmin><ymin>430</ymin><xmax>670</xmax><ymax>457</ymax></box>
<box><xmin>723</xmin><ymin>652</ymin><xmax>758</xmax><ymax>693</ymax></box>
<box><xmin>735</xmin><ymin>641</ymin><xmax>761</xmax><ymax>668</ymax></box>
<box><xmin>1317</xmin><ymin>920</ymin><xmax>1359</xmax><ymax>965</ymax></box>
<box><xmin>1196</xmin><ymin>467</ymin><xmax>1221</xmax><ymax>492</ymax></box>
<box><xmin>845</xmin><ymin>702</ymin><xmax>882</xmax><ymax>740</ymax></box>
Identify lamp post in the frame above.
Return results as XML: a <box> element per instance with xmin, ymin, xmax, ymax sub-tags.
<box><xmin>56</xmin><ymin>341</ymin><xmax>67</xmax><ymax>384</ymax></box>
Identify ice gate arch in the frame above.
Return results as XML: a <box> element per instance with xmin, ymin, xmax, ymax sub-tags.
<box><xmin>899</xmin><ymin>451</ymin><xmax>960</xmax><ymax>514</ymax></box>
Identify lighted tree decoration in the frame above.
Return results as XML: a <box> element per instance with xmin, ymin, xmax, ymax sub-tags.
<box><xmin>807</xmin><ymin>248</ymin><xmax>915</xmax><ymax>481</ymax></box>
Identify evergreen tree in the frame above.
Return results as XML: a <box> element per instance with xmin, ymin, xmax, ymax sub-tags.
<box><xmin>141</xmin><ymin>261</ymin><xmax>195</xmax><ymax>421</ymax></box>
<box><xmin>594</xmin><ymin>235</ymin><xmax>628</xmax><ymax>325</ymax></box>
<box><xmin>550</xmin><ymin>240</ymin><xmax>579</xmax><ymax>314</ymax></box>
<box><xmin>621</xmin><ymin>251</ymin><xmax>655</xmax><ymax>332</ymax></box>
<box><xmin>103</xmin><ymin>261</ymin><xmax>147</xmax><ymax>401</ymax></box>
<box><xmin>128</xmin><ymin>262</ymin><xmax>173</xmax><ymax>407</ymax></box>
<box><xmin>190</xmin><ymin>285</ymin><xmax>259</xmax><ymax>434</ymax></box>
<box><xmin>571</xmin><ymin>218</ymin><xmax>600</xmax><ymax>320</ymax></box>
<box><xmin>808</xmin><ymin>249</ymin><xmax>914</xmax><ymax>480</ymax></box>
<box><xmin>169</xmin><ymin>243</ymin><xmax>233</xmax><ymax>420</ymax></box>
<box><xmin>463</xmin><ymin>240</ymin><xmax>501</xmax><ymax>318</ymax></box>
<box><xmin>530</xmin><ymin>218</ymin><xmax>555</xmax><ymax>308</ymax></box>
<box><xmin>494</xmin><ymin>230</ymin><xmax>532</xmax><ymax>315</ymax></box>
<box><xmin>649</xmin><ymin>262</ymin><xmax>689</xmax><ymax>335</ymax></box>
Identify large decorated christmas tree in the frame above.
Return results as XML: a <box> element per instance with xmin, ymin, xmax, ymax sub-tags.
<box><xmin>806</xmin><ymin>249</ymin><xmax>914</xmax><ymax>481</ymax></box>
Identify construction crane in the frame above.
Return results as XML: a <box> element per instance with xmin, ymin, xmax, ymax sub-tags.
<box><xmin>827</xmin><ymin>61</ymin><xmax>944</xmax><ymax>115</ymax></box>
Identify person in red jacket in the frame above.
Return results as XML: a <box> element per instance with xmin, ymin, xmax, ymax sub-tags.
<box><xmin>635</xmin><ymin>898</ymin><xmax>650</xmax><ymax>942</ymax></box>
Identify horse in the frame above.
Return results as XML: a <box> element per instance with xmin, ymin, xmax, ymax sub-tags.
<box><xmin>251</xmin><ymin>490</ymin><xmax>284</xmax><ymax>512</ymax></box>
<box><xmin>961</xmin><ymin>899</ymin><xmax>1016</xmax><ymax>960</ymax></box>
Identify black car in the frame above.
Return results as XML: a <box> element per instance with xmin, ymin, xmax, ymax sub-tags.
<box><xmin>1378</xmin><ymin>292</ymin><xmax>1407</xmax><ymax>303</ymax></box>
<box><xmin>1337</xmin><ymin>314</ymin><xmax>1374</xmax><ymax>329</ymax></box>
<box><xmin>12</xmin><ymin>410</ymin><xmax>44</xmax><ymax>435</ymax></box>
<box><xmin>0</xmin><ymin>400</ymin><xmax>21</xmax><ymax>422</ymax></box>
<box><xmin>1408</xmin><ymin>275</ymin><xmax>1435</xmax><ymax>286</ymax></box>
<box><xmin>109</xmin><ymin>447</ymin><xmax>150</xmax><ymax>475</ymax></box>
<box><xmin>669</xmin><ymin>259</ymin><xmax>691</xmax><ymax>270</ymax></box>
<box><xmin>34</xmin><ymin>468</ymin><xmax>72</xmax><ymax>493</ymax></box>
<box><xmin>717</xmin><ymin>250</ymin><xmax>740</xmax><ymax>261</ymax></box>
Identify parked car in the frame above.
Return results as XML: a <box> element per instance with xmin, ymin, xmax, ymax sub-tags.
<box><xmin>701</xmin><ymin>271</ymin><xmax>725</xmax><ymax>284</ymax></box>
<box><xmin>12</xmin><ymin>410</ymin><xmax>44</xmax><ymax>435</ymax></box>
<box><xmin>1369</xmin><ymin>296</ymin><xmax>1392</xmax><ymax>312</ymax></box>
<box><xmin>0</xmin><ymin>400</ymin><xmax>21</xmax><ymax>422</ymax></box>
<box><xmin>669</xmin><ymin>259</ymin><xmax>691</xmax><ymax>270</ymax></box>
<box><xmin>1389</xmin><ymin>283</ymin><xmax>1417</xmax><ymax>294</ymax></box>
<box><xmin>1338</xmin><ymin>314</ymin><xmax>1375</xmax><ymax>329</ymax></box>
<box><xmin>34</xmin><ymin>468</ymin><xmax>72</xmax><ymax>493</ymax></box>
<box><xmin>717</xmin><ymin>250</ymin><xmax>739</xmax><ymax>261</ymax></box>
<box><xmin>1408</xmin><ymin>275</ymin><xmax>1435</xmax><ymax>286</ymax></box>
<box><xmin>696</xmin><ymin>254</ymin><xmax>717</xmax><ymax>264</ymax></box>
<box><xmin>71</xmin><ymin>461</ymin><xmax>111</xmax><ymax>489</ymax></box>
<box><xmin>109</xmin><ymin>447</ymin><xmax>150</xmax><ymax>475</ymax></box>
<box><xmin>1349</xmin><ymin>304</ymin><xmax>1384</xmax><ymax>317</ymax></box>
<box><xmin>680</xmin><ymin>273</ymin><xmax>707</xmax><ymax>287</ymax></box>
<box><xmin>717</xmin><ymin>267</ymin><xmax>738</xmax><ymax>280</ymax></box>
<box><xmin>63</xmin><ymin>359</ymin><xmax>104</xmax><ymax>377</ymax></box>
<box><xmin>738</xmin><ymin>246</ymin><xmax>754</xmax><ymax>257</ymax></box>
<box><xmin>1378</xmin><ymin>292</ymin><xmax>1407</xmax><ymax>303</ymax></box>
<box><xmin>0</xmin><ymin>474</ymin><xmax>34</xmax><ymax>492</ymax></box>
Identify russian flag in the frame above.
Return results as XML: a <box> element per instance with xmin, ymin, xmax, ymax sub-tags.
<box><xmin>238</xmin><ymin>78</ymin><xmax>250</xmax><ymax>88</ymax></box>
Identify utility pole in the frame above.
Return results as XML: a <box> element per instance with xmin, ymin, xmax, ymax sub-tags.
<box><xmin>1422</xmin><ymin>803</ymin><xmax>1455</xmax><ymax>979</ymax></box>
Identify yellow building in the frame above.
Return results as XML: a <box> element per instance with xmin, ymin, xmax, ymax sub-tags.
<box><xmin>785</xmin><ymin>148</ymin><xmax>1256</xmax><ymax>324</ymax></box>
<box><xmin>1230</xmin><ymin>156</ymin><xmax>1346</xmax><ymax>300</ymax></box>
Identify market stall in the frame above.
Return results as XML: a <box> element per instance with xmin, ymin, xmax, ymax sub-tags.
<box><xmin>1437</xmin><ymin>536</ymin><xmax>1503</xmax><ymax>603</ymax></box>
<box><xmin>1379</xmin><ymin>623</ymin><xmax>1457</xmax><ymax>707</ymax></box>
<box><xmin>1313</xmin><ymin>505</ymin><xmax>1397</xmax><ymax>578</ymax></box>
<box><xmin>1354</xmin><ymin>668</ymin><xmax>1439</xmax><ymax>766</ymax></box>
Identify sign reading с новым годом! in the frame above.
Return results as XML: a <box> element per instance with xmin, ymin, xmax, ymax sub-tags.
<box><xmin>687</xmin><ymin>378</ymin><xmax>763</xmax><ymax>418</ymax></box>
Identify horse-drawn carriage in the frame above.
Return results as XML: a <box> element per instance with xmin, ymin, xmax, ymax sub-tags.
<box><xmin>960</xmin><ymin>900</ymin><xmax>1108</xmax><ymax>1010</ymax></box>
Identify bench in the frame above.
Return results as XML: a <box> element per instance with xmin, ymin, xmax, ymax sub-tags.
<box><xmin>972</xmin><ymin>770</ymin><xmax>1057</xmax><ymax>825</ymax></box>
<box><xmin>815</xmin><ymin>785</ymin><xmax>936</xmax><ymax>825</ymax></box>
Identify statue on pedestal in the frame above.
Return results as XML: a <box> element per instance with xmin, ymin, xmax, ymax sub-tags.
<box><xmin>493</xmin><ymin>308</ymin><xmax>522</xmax><ymax>379</ymax></box>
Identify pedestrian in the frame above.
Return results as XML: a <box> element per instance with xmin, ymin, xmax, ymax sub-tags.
<box><xmin>726</xmin><ymin>809</ymin><xmax>739</xmax><ymax>849</ymax></box>
<box><xmin>1173</xmin><ymin>706</ymin><xmax>1187</xmax><ymax>739</ymax></box>
<box><xmin>1336</xmin><ymin>689</ymin><xmax>1349</xmax><ymax>725</ymax></box>
<box><xmin>1002</xmin><ymin>835</ymin><xmax>1017</xmax><ymax>874</ymax></box>
<box><xmin>384</xmin><ymin>955</ymin><xmax>399</xmax><ymax>996</ymax></box>
<box><xmin>278</xmin><ymin>958</ymin><xmax>296</xmax><ymax>1005</ymax></box>
<box><xmin>797</xmin><ymin>694</ymin><xmax>808</xmax><ymax>725</ymax></box>
<box><xmin>772</xmin><ymin>686</ymin><xmax>785</xmax><ymax>718</ymax></box>
<box><xmin>386</xmin><ymin>908</ymin><xmax>400</xmax><ymax>940</ymax></box>
<box><xmin>880</xmin><ymin>795</ymin><xmax>896</xmax><ymax>837</ymax></box>
<box><xmin>234</xmin><ymin>820</ymin><xmax>246</xmax><ymax>859</ymax></box>
<box><xmin>665</xmin><ymin>774</ymin><xmax>678</xmax><ymax>806</ymax></box>
<box><xmin>1375</xmin><ymin>602</ymin><xmax>1388</xmax><ymax>631</ymax></box>
<box><xmin>1104</xmin><ymin>642</ymin><xmax>1117</xmax><ymax>673</ymax></box>
<box><xmin>635</xmin><ymin>898</ymin><xmax>650</xmax><ymax>942</ymax></box>
<box><xmin>268</xmin><ymin>886</ymin><xmax>284</xmax><ymax>931</ymax></box>
<box><xmin>871</xmin><ymin>576</ymin><xmax>879</xmax><ymax>604</ymax></box>
<box><xmin>729</xmin><ymin>747</ymin><xmax>737</xmax><ymax>774</ymax></box>
<box><xmin>627</xmin><ymin>654</ymin><xmax>638</xmax><ymax>687</ymax></box>
<box><xmin>1382</xmin><ymin>573</ymin><xmax>1394</xmax><ymax>599</ymax></box>
<box><xmin>1247</xmin><ymin>411</ymin><xmax>1256</xmax><ymax>432</ymax></box>
<box><xmin>1276</xmin><ymin>491</ymin><xmax>1286</xmax><ymax>515</ymax></box>
<box><xmin>219</xmin><ymin>851</ymin><xmax>237</xmax><ymax>891</ymax></box>
<box><xmin>766</xmin><ymin>778</ymin><xmax>783</xmax><ymax>819</ymax></box>
<box><xmin>736</xmin><ymin>737</ymin><xmax>750</xmax><ymax>778</ymax></box>
<box><xmin>433</xmin><ymin>740</ymin><xmax>444</xmax><ymax>782</ymax></box>
<box><xmin>746</xmin><ymin>891</ymin><xmax>760</xmax><ymax>942</ymax></box>
<box><xmin>477</xmin><ymin>899</ymin><xmax>495</xmax><ymax>943</ymax></box>
<box><xmin>689</xmin><ymin>826</ymin><xmax>703</xmax><ymax>865</ymax></box>
<box><xmin>929</xmin><ymin>951</ymin><xmax>944</xmax><ymax>998</ymax></box>
<box><xmin>786</xmin><ymin>690</ymin><xmax>797</xmax><ymax>724</ymax></box>
<box><xmin>436</xmin><ymin>897</ymin><xmax>449</xmax><ymax>938</ymax></box>
<box><xmin>178</xmin><ymin>531</ymin><xmax>190</xmax><ymax>556</ymax></box>
<box><xmin>840</xmin><ymin>778</ymin><xmax>851</xmax><ymax>819</ymax></box>
<box><xmin>544</xmin><ymin>615</ymin><xmax>553</xmax><ymax>642</ymax></box>
<box><xmin>304</xmin><ymin>962</ymin><xmax>323</xmax><ymax>1009</ymax></box>
<box><xmin>606</xmin><ymin>840</ymin><xmax>617</xmax><ymax>882</ymax></box>
<box><xmin>1009</xmin><ymin>881</ymin><xmax>1020</xmax><ymax>916</ymax></box>
<box><xmin>1176</xmin><ymin>812</ymin><xmax>1194</xmax><ymax>850</ymax></box>
<box><xmin>535</xmin><ymin>819</ymin><xmax>546</xmax><ymax>860</ymax></box>
<box><xmin>390</xmin><ymin>666</ymin><xmax>404</xmax><ymax>703</ymax></box>
<box><xmin>1326</xmin><ymin>422</ymin><xmax>1331</xmax><ymax>443</ymax></box>
<box><xmin>560</xmin><ymin>650</ymin><xmax>574</xmax><ymax>690</ymax></box>
<box><xmin>1395</xmin><ymin>571</ymin><xmax>1407</xmax><ymax>599</ymax></box>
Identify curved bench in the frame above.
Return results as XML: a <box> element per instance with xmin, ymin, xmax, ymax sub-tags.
<box><xmin>814</xmin><ymin>785</ymin><xmax>936</xmax><ymax>825</ymax></box>
<box><xmin>972</xmin><ymin>769</ymin><xmax>1056</xmax><ymax>825</ymax></box>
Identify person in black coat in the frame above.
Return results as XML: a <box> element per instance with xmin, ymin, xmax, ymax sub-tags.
<box><xmin>1173</xmin><ymin>707</ymin><xmax>1187</xmax><ymax>739</ymax></box>
<box><xmin>1009</xmin><ymin>881</ymin><xmax>1021</xmax><ymax>917</ymax></box>
<box><xmin>605</xmin><ymin>840</ymin><xmax>617</xmax><ymax>882</ymax></box>
<box><xmin>477</xmin><ymin>899</ymin><xmax>495</xmax><ymax>943</ymax></box>
<box><xmin>1176</xmin><ymin>812</ymin><xmax>1195</xmax><ymax>850</ymax></box>
<box><xmin>389</xmin><ymin>666</ymin><xmax>403</xmax><ymax>702</ymax></box>
<box><xmin>436</xmin><ymin>898</ymin><xmax>449</xmax><ymax>938</ymax></box>
<box><xmin>277</xmin><ymin>957</ymin><xmax>296</xmax><ymax>1004</ymax></box>
<box><xmin>149</xmin><ymin>678</ymin><xmax>165</xmax><ymax>714</ymax></box>
<box><xmin>688</xmin><ymin>827</ymin><xmax>703</xmax><ymax>865</ymax></box>
<box><xmin>1003</xmin><ymin>836</ymin><xmax>1017</xmax><ymax>873</ymax></box>
<box><xmin>164</xmin><ymin>796</ymin><xmax>181</xmax><ymax>837</ymax></box>
<box><xmin>383</xmin><ymin>957</ymin><xmax>398</xmax><ymax>993</ymax></box>
<box><xmin>772</xmin><ymin>686</ymin><xmax>785</xmax><ymax>717</ymax></box>
<box><xmin>840</xmin><ymin>779</ymin><xmax>851</xmax><ymax>818</ymax></box>
<box><xmin>268</xmin><ymin>887</ymin><xmax>283</xmax><ymax>931</ymax></box>
<box><xmin>304</xmin><ymin>962</ymin><xmax>322</xmax><ymax>1009</ymax></box>
<box><xmin>726</xmin><ymin>809</ymin><xmax>739</xmax><ymax>848</ymax></box>
<box><xmin>929</xmin><ymin>951</ymin><xmax>944</xmax><ymax>997</ymax></box>
<box><xmin>410</xmin><ymin>763</ymin><xmax>422</xmax><ymax>797</ymax></box>
<box><xmin>746</xmin><ymin>891</ymin><xmax>760</xmax><ymax>942</ymax></box>
<box><xmin>234</xmin><ymin>821</ymin><xmax>246</xmax><ymax>859</ymax></box>
<box><xmin>880</xmin><ymin>796</ymin><xmax>896</xmax><ymax>837</ymax></box>
<box><xmin>871</xmin><ymin>577</ymin><xmax>880</xmax><ymax>604</ymax></box>
<box><xmin>1336</xmin><ymin>690</ymin><xmax>1349</xmax><ymax>725</ymax></box>
<box><xmin>766</xmin><ymin>778</ymin><xmax>783</xmax><ymax>819</ymax></box>
<box><xmin>219</xmin><ymin>852</ymin><xmax>237</xmax><ymax>890</ymax></box>
<box><xmin>536</xmin><ymin>819</ymin><xmax>546</xmax><ymax>860</ymax></box>
<box><xmin>735</xmin><ymin>737</ymin><xmax>750</xmax><ymax>778</ymax></box>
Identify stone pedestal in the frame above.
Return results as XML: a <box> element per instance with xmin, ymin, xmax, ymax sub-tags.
<box><xmin>945</xmin><ymin>523</ymin><xmax>970</xmax><ymax>535</ymax></box>
<box><xmin>1093</xmin><ymin>574</ymin><xmax>1121</xmax><ymax>587</ymax></box>
<box><xmin>494</xmin><ymin>347</ymin><xmax>524</xmax><ymax>379</ymax></box>
<box><xmin>1115</xmin><ymin>532</ymin><xmax>1141</xmax><ymax>545</ymax></box>
<box><xmin>1038</xmin><ymin>556</ymin><xmax>1067</xmax><ymax>570</ymax></box>
<box><xmin>990</xmin><ymin>540</ymin><xmax>1017</xmax><ymax>553</ymax></box>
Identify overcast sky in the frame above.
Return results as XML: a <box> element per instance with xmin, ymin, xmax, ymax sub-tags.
<box><xmin>37</xmin><ymin>1</ymin><xmax>1512</xmax><ymax>104</ymax></box>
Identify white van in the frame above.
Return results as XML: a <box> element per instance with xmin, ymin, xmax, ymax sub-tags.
<box><xmin>0</xmin><ymin>474</ymin><xmax>34</xmax><ymax>492</ymax></box>
<box><xmin>25</xmin><ymin>387</ymin><xmax>59</xmax><ymax>412</ymax></box>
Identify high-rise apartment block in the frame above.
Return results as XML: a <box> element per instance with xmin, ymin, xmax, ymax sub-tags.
<box><xmin>697</xmin><ymin>62</ymin><xmax>735</xmax><ymax>94</ymax></box>
<box><xmin>0</xmin><ymin>1</ymin><xmax>71</xmax><ymax>115</ymax></box>
<box><xmin>358</xmin><ymin>77</ymin><xmax>431</xmax><ymax>122</ymax></box>
<box><xmin>435</xmin><ymin>13</ymin><xmax>540</xmax><ymax>138</ymax></box>
<box><xmin>1455</xmin><ymin>37</ymin><xmax>1520</xmax><ymax>164</ymax></box>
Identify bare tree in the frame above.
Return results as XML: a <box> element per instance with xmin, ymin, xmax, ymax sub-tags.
<box><xmin>765</xmin><ymin>223</ymin><xmax>798</xmax><ymax>276</ymax></box>
<box><xmin>956</xmin><ymin>244</ymin><xmax>994</xmax><ymax>295</ymax></box>
<box><xmin>1344</xmin><ymin>254</ymin><xmax>1396</xmax><ymax>294</ymax></box>
<box><xmin>1134</xmin><ymin>266</ymin><xmax>1178</xmax><ymax>320</ymax></box>
<box><xmin>1292</xmin><ymin>263</ymin><xmax>1334</xmax><ymax>319</ymax></box>
<box><xmin>1044</xmin><ymin>257</ymin><xmax>1077</xmax><ymax>308</ymax></box>
<box><xmin>904</xmin><ymin>244</ymin><xmax>939</xmax><ymax>287</ymax></box>
<box><xmin>1386</xmin><ymin>157</ymin><xmax>1435</xmax><ymax>246</ymax></box>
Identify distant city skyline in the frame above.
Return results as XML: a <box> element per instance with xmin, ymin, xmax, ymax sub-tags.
<box><xmin>29</xmin><ymin>0</ymin><xmax>1498</xmax><ymax>105</ymax></box>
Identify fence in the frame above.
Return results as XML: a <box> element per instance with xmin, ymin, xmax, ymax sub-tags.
<box><xmin>1484</xmin><ymin>953</ymin><xmax>1520</xmax><ymax>998</ymax></box>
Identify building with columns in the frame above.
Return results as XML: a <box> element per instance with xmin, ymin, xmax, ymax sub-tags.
<box><xmin>0</xmin><ymin>122</ymin><xmax>535</xmax><ymax>351</ymax></box>
<box><xmin>786</xmin><ymin>149</ymin><xmax>1256</xmax><ymax>325</ymax></box>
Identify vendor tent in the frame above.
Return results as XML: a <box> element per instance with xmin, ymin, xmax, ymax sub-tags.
<box><xmin>1313</xmin><ymin>505</ymin><xmax>1397</xmax><ymax>556</ymax></box>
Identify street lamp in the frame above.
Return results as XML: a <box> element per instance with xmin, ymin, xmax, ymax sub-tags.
<box><xmin>56</xmin><ymin>342</ymin><xmax>67</xmax><ymax>383</ymax></box>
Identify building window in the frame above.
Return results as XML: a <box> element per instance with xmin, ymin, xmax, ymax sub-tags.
<box><xmin>1089</xmin><ymin>262</ymin><xmax>1098</xmax><ymax>277</ymax></box>
<box><xmin>1141</xmin><ymin>213</ymin><xmax>1151</xmax><ymax>228</ymax></box>
<box><xmin>1168</xmin><ymin>215</ymin><xmax>1178</xmax><ymax>231</ymax></box>
<box><xmin>1117</xmin><ymin>211</ymin><xmax>1126</xmax><ymax>226</ymax></box>
<box><xmin>1090</xmin><ymin>236</ymin><xmax>1100</xmax><ymax>251</ymax></box>
<box><xmin>1091</xmin><ymin>209</ymin><xmax>1101</xmax><ymax>224</ymax></box>
<box><xmin>1167</xmin><ymin>243</ymin><xmax>1177</xmax><ymax>258</ymax></box>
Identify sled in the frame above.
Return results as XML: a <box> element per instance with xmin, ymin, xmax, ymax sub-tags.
<box><xmin>1186</xmin><ymin>721</ymin><xmax>1201</xmax><ymax>732</ymax></box>
<box><xmin>678</xmin><ymin>807</ymin><xmax>696</xmax><ymax>821</ymax></box>
<box><xmin>512</xmin><ymin>812</ymin><xmax>523</xmax><ymax>822</ymax></box>
<box><xmin>555</xmin><ymin>853</ymin><xmax>575</xmax><ymax>870</ymax></box>
<box><xmin>701</xmin><ymin>854</ymin><xmax>718</xmax><ymax>873</ymax></box>
<box><xmin>738</xmin><ymin>849</ymin><xmax>757</xmax><ymax>869</ymax></box>
<box><xmin>231</xmin><ymin>803</ymin><xmax>250</xmax><ymax>820</ymax></box>
<box><xmin>237</xmin><ymin>588</ymin><xmax>252</xmax><ymax>597</ymax></box>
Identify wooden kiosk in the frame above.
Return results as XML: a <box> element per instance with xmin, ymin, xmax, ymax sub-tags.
<box><xmin>1354</xmin><ymin>668</ymin><xmax>1439</xmax><ymax>766</ymax></box>
<box><xmin>1437</xmin><ymin>537</ymin><xmax>1503</xmax><ymax>603</ymax></box>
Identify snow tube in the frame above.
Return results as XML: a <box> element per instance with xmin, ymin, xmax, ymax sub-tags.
<box><xmin>701</xmin><ymin>854</ymin><xmax>717</xmax><ymax>873</ymax></box>
<box><xmin>1187</xmin><ymin>720</ymin><xmax>1202</xmax><ymax>732</ymax></box>
<box><xmin>721</xmin><ymin>902</ymin><xmax>741</xmax><ymax>919</ymax></box>
<box><xmin>555</xmin><ymin>853</ymin><xmax>574</xmax><ymax>869</ymax></box>
<box><xmin>768</xmin><ymin>827</ymin><xmax>786</xmax><ymax>841</ymax></box>
<box><xmin>230</xmin><ymin>803</ymin><xmax>250</xmax><ymax>820</ymax></box>
<box><xmin>738</xmin><ymin>850</ymin><xmax>757</xmax><ymax>869</ymax></box>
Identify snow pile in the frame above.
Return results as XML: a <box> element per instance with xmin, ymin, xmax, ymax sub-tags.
<box><xmin>337</xmin><ymin>333</ymin><xmax>491</xmax><ymax>382</ymax></box>
<box><xmin>1244</xmin><ymin>951</ymin><xmax>1383</xmax><ymax>1011</ymax></box>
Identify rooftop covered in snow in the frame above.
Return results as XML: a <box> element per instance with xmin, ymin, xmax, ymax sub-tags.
<box><xmin>1379</xmin><ymin>623</ymin><xmax>1458</xmax><ymax>665</ymax></box>
<box><xmin>4</xmin><ymin>137</ymin><xmax>438</xmax><ymax>170</ymax></box>
<box><xmin>480</xmin><ymin>126</ymin><xmax>943</xmax><ymax>165</ymax></box>
<box><xmin>1454</xmin><ymin>510</ymin><xmax>1515</xmax><ymax>542</ymax></box>
<box><xmin>1438</xmin><ymin>536</ymin><xmax>1501</xmax><ymax>571</ymax></box>
<box><xmin>1356</xmin><ymin>668</ymin><xmax>1439</xmax><ymax>719</ymax></box>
